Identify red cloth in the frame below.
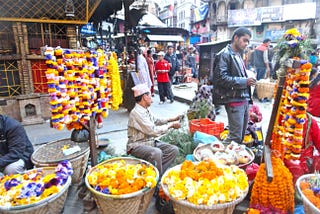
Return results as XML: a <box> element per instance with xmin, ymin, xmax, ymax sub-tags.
<box><xmin>255</xmin><ymin>43</ymin><xmax>268</xmax><ymax>52</ymax></box>
<box><xmin>146</xmin><ymin>55</ymin><xmax>155</xmax><ymax>94</ymax></box>
<box><xmin>307</xmin><ymin>83</ymin><xmax>320</xmax><ymax>117</ymax></box>
<box><xmin>155</xmin><ymin>59</ymin><xmax>170</xmax><ymax>83</ymax></box>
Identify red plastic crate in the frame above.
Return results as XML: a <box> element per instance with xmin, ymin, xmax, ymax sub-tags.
<box><xmin>189</xmin><ymin>118</ymin><xmax>224</xmax><ymax>136</ymax></box>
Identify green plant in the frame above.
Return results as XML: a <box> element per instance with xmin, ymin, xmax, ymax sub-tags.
<box><xmin>188</xmin><ymin>100</ymin><xmax>210</xmax><ymax>120</ymax></box>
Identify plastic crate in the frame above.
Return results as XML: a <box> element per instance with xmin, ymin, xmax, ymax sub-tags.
<box><xmin>189</xmin><ymin>118</ymin><xmax>224</xmax><ymax>136</ymax></box>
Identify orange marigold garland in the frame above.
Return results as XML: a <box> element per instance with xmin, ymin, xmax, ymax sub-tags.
<box><xmin>250</xmin><ymin>155</ymin><xmax>294</xmax><ymax>213</ymax></box>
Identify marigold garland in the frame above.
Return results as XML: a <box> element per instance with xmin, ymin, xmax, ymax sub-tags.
<box><xmin>45</xmin><ymin>47</ymin><xmax>122</xmax><ymax>130</ymax></box>
<box><xmin>250</xmin><ymin>155</ymin><xmax>294</xmax><ymax>212</ymax></box>
<box><xmin>270</xmin><ymin>28</ymin><xmax>312</xmax><ymax>161</ymax></box>
<box><xmin>108</xmin><ymin>52</ymin><xmax>123</xmax><ymax>110</ymax></box>
<box><xmin>162</xmin><ymin>160</ymin><xmax>248</xmax><ymax>206</ymax></box>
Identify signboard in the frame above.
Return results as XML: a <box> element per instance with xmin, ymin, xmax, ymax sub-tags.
<box><xmin>228</xmin><ymin>3</ymin><xmax>316</xmax><ymax>27</ymax></box>
<box><xmin>228</xmin><ymin>8</ymin><xmax>262</xmax><ymax>27</ymax></box>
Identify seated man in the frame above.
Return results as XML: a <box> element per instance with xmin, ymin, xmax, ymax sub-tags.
<box><xmin>0</xmin><ymin>114</ymin><xmax>34</xmax><ymax>176</ymax></box>
<box><xmin>127</xmin><ymin>83</ymin><xmax>181</xmax><ymax>175</ymax></box>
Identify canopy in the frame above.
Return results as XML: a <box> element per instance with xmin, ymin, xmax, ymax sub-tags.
<box><xmin>139</xmin><ymin>12</ymin><xmax>166</xmax><ymax>27</ymax></box>
<box><xmin>146</xmin><ymin>35</ymin><xmax>185</xmax><ymax>42</ymax></box>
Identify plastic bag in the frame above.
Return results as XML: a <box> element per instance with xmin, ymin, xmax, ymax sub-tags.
<box><xmin>193</xmin><ymin>131</ymin><xmax>219</xmax><ymax>147</ymax></box>
<box><xmin>71</xmin><ymin>129</ymin><xmax>89</xmax><ymax>142</ymax></box>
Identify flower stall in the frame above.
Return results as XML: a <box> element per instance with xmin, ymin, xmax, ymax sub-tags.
<box><xmin>248</xmin><ymin>28</ymin><xmax>316</xmax><ymax>213</ymax></box>
<box><xmin>44</xmin><ymin>47</ymin><xmax>123</xmax><ymax>167</ymax></box>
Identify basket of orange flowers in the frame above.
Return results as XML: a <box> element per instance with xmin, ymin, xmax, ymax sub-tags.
<box><xmin>161</xmin><ymin>160</ymin><xmax>249</xmax><ymax>214</ymax></box>
<box><xmin>85</xmin><ymin>157</ymin><xmax>159</xmax><ymax>214</ymax></box>
<box><xmin>296</xmin><ymin>174</ymin><xmax>320</xmax><ymax>214</ymax></box>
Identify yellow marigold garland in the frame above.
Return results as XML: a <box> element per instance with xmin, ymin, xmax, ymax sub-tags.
<box><xmin>250</xmin><ymin>155</ymin><xmax>294</xmax><ymax>212</ymax></box>
<box><xmin>107</xmin><ymin>52</ymin><xmax>123</xmax><ymax>110</ymax></box>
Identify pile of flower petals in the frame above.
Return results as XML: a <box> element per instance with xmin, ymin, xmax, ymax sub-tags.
<box><xmin>0</xmin><ymin>160</ymin><xmax>73</xmax><ymax>207</ymax></box>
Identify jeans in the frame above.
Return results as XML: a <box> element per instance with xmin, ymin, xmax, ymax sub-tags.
<box><xmin>255</xmin><ymin>67</ymin><xmax>267</xmax><ymax>80</ymax></box>
<box><xmin>224</xmin><ymin>101</ymin><xmax>249</xmax><ymax>144</ymax></box>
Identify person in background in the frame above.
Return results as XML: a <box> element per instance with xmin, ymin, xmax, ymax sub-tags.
<box><xmin>155</xmin><ymin>51</ymin><xmax>174</xmax><ymax>104</ymax></box>
<box><xmin>307</xmin><ymin>67</ymin><xmax>320</xmax><ymax>117</ymax></box>
<box><xmin>127</xmin><ymin>83</ymin><xmax>181</xmax><ymax>175</ymax></box>
<box><xmin>145</xmin><ymin>50</ymin><xmax>155</xmax><ymax>97</ymax></box>
<box><xmin>164</xmin><ymin>45</ymin><xmax>180</xmax><ymax>84</ymax></box>
<box><xmin>253</xmin><ymin>38</ymin><xmax>271</xmax><ymax>80</ymax></box>
<box><xmin>0</xmin><ymin>114</ymin><xmax>34</xmax><ymax>176</ymax></box>
<box><xmin>212</xmin><ymin>27</ymin><xmax>255</xmax><ymax>144</ymax></box>
<box><xmin>137</xmin><ymin>48</ymin><xmax>152</xmax><ymax>90</ymax></box>
<box><xmin>186</xmin><ymin>46</ymin><xmax>197</xmax><ymax>78</ymax></box>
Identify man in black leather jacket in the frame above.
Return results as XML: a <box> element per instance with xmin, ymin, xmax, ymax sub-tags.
<box><xmin>213</xmin><ymin>27</ymin><xmax>256</xmax><ymax>144</ymax></box>
<box><xmin>164</xmin><ymin>45</ymin><xmax>180</xmax><ymax>83</ymax></box>
<box><xmin>0</xmin><ymin>115</ymin><xmax>34</xmax><ymax>176</ymax></box>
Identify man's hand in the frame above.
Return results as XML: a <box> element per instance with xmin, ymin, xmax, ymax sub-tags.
<box><xmin>247</xmin><ymin>77</ymin><xmax>256</xmax><ymax>86</ymax></box>
<box><xmin>170</xmin><ymin>122</ymin><xmax>181</xmax><ymax>129</ymax></box>
<box><xmin>169</xmin><ymin>115</ymin><xmax>183</xmax><ymax>122</ymax></box>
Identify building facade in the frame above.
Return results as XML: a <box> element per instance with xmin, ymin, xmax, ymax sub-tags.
<box><xmin>205</xmin><ymin>0</ymin><xmax>319</xmax><ymax>44</ymax></box>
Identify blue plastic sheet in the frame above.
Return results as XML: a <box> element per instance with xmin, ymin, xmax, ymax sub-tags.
<box><xmin>193</xmin><ymin>131</ymin><xmax>219</xmax><ymax>147</ymax></box>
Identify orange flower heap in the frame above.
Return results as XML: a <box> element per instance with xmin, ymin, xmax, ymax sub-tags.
<box><xmin>250</xmin><ymin>155</ymin><xmax>294</xmax><ymax>212</ymax></box>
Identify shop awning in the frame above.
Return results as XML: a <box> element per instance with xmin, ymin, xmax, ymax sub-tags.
<box><xmin>146</xmin><ymin>35</ymin><xmax>185</xmax><ymax>42</ymax></box>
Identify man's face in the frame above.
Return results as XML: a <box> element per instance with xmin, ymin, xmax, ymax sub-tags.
<box><xmin>234</xmin><ymin>34</ymin><xmax>251</xmax><ymax>52</ymax></box>
<box><xmin>143</xmin><ymin>92</ymin><xmax>152</xmax><ymax>106</ymax></box>
<box><xmin>167</xmin><ymin>47</ymin><xmax>174</xmax><ymax>54</ymax></box>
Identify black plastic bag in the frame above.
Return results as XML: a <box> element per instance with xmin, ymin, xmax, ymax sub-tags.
<box><xmin>71</xmin><ymin>129</ymin><xmax>89</xmax><ymax>142</ymax></box>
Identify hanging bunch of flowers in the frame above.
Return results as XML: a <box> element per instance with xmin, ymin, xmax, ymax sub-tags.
<box><xmin>277</xmin><ymin>28</ymin><xmax>311</xmax><ymax>59</ymax></box>
<box><xmin>108</xmin><ymin>52</ymin><xmax>123</xmax><ymax>110</ymax></box>
<box><xmin>161</xmin><ymin>160</ymin><xmax>248</xmax><ymax>206</ymax></box>
<box><xmin>249</xmin><ymin>154</ymin><xmax>294</xmax><ymax>213</ymax></box>
<box><xmin>87</xmin><ymin>159</ymin><xmax>158</xmax><ymax>195</ymax></box>
<box><xmin>0</xmin><ymin>161</ymin><xmax>72</xmax><ymax>207</ymax></box>
<box><xmin>270</xmin><ymin>28</ymin><xmax>312</xmax><ymax>161</ymax></box>
<box><xmin>45</xmin><ymin>47</ymin><xmax>122</xmax><ymax>130</ymax></box>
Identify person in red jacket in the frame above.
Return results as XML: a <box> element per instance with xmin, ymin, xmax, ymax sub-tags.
<box><xmin>307</xmin><ymin>67</ymin><xmax>320</xmax><ymax>117</ymax></box>
<box><xmin>155</xmin><ymin>51</ymin><xmax>174</xmax><ymax>104</ymax></box>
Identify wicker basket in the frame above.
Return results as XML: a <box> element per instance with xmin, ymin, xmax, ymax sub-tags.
<box><xmin>31</xmin><ymin>138</ymin><xmax>90</xmax><ymax>184</ymax></box>
<box><xmin>85</xmin><ymin>157</ymin><xmax>159</xmax><ymax>214</ymax></box>
<box><xmin>161</xmin><ymin>164</ymin><xmax>248</xmax><ymax>214</ymax></box>
<box><xmin>0</xmin><ymin>167</ymin><xmax>71</xmax><ymax>214</ymax></box>
<box><xmin>255</xmin><ymin>80</ymin><xmax>276</xmax><ymax>99</ymax></box>
<box><xmin>296</xmin><ymin>174</ymin><xmax>320</xmax><ymax>214</ymax></box>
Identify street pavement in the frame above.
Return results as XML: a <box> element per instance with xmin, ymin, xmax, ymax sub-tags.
<box><xmin>23</xmin><ymin>82</ymin><xmax>273</xmax><ymax>213</ymax></box>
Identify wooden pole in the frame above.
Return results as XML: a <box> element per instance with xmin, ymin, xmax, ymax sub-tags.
<box><xmin>88</xmin><ymin>116</ymin><xmax>98</xmax><ymax>166</ymax></box>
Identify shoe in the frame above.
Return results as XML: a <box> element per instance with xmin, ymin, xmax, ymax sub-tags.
<box><xmin>159</xmin><ymin>101</ymin><xmax>164</xmax><ymax>104</ymax></box>
<box><xmin>97</xmin><ymin>122</ymin><xmax>103</xmax><ymax>129</ymax></box>
<box><xmin>151</xmin><ymin>93</ymin><xmax>155</xmax><ymax>97</ymax></box>
<box><xmin>170</xmin><ymin>99</ymin><xmax>174</xmax><ymax>103</ymax></box>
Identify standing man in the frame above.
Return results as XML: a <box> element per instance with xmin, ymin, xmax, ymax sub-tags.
<box><xmin>127</xmin><ymin>83</ymin><xmax>181</xmax><ymax>175</ymax></box>
<box><xmin>253</xmin><ymin>38</ymin><xmax>271</xmax><ymax>80</ymax></box>
<box><xmin>137</xmin><ymin>48</ymin><xmax>152</xmax><ymax>90</ymax></box>
<box><xmin>212</xmin><ymin>27</ymin><xmax>256</xmax><ymax>144</ymax></box>
<box><xmin>164</xmin><ymin>45</ymin><xmax>180</xmax><ymax>84</ymax></box>
<box><xmin>0</xmin><ymin>114</ymin><xmax>34</xmax><ymax>176</ymax></box>
<box><xmin>155</xmin><ymin>51</ymin><xmax>174</xmax><ymax>104</ymax></box>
